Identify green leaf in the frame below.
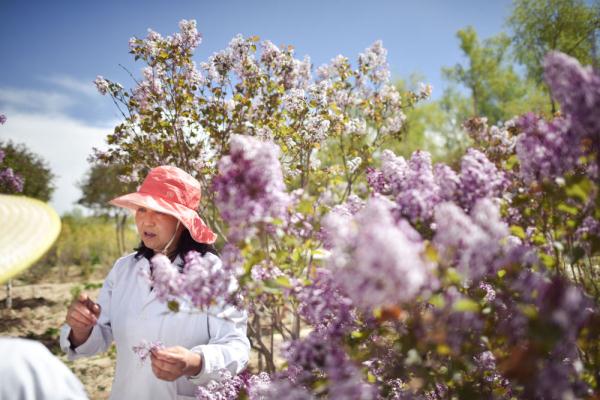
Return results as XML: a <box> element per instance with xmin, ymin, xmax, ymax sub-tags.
<box><xmin>452</xmin><ymin>298</ymin><xmax>479</xmax><ymax>312</ymax></box>
<box><xmin>557</xmin><ymin>203</ymin><xmax>578</xmax><ymax>215</ymax></box>
<box><xmin>565</xmin><ymin>177</ymin><xmax>592</xmax><ymax>203</ymax></box>
<box><xmin>510</xmin><ymin>225</ymin><xmax>526</xmax><ymax>239</ymax></box>
<box><xmin>350</xmin><ymin>330</ymin><xmax>364</xmax><ymax>339</ymax></box>
<box><xmin>429</xmin><ymin>294</ymin><xmax>446</xmax><ymax>308</ymax></box>
<box><xmin>539</xmin><ymin>252</ymin><xmax>556</xmax><ymax>269</ymax></box>
<box><xmin>167</xmin><ymin>300</ymin><xmax>180</xmax><ymax>312</ymax></box>
<box><xmin>274</xmin><ymin>276</ymin><xmax>292</xmax><ymax>288</ymax></box>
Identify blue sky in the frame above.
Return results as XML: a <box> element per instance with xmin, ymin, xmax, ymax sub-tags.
<box><xmin>0</xmin><ymin>0</ymin><xmax>512</xmax><ymax>214</ymax></box>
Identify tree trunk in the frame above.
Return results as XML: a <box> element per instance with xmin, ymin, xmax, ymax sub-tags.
<box><xmin>119</xmin><ymin>214</ymin><xmax>127</xmax><ymax>254</ymax></box>
<box><xmin>115</xmin><ymin>214</ymin><xmax>122</xmax><ymax>255</ymax></box>
<box><xmin>5</xmin><ymin>280</ymin><xmax>12</xmax><ymax>309</ymax></box>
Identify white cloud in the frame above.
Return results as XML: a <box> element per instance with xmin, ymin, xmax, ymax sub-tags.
<box><xmin>42</xmin><ymin>75</ymin><xmax>98</xmax><ymax>97</ymax></box>
<box><xmin>0</xmin><ymin>109</ymin><xmax>115</xmax><ymax>215</ymax></box>
<box><xmin>0</xmin><ymin>87</ymin><xmax>75</xmax><ymax>114</ymax></box>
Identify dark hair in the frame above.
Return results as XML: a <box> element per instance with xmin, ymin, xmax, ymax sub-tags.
<box><xmin>134</xmin><ymin>228</ymin><xmax>218</xmax><ymax>261</ymax></box>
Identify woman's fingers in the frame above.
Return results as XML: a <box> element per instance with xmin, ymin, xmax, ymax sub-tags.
<box><xmin>150</xmin><ymin>353</ymin><xmax>181</xmax><ymax>381</ymax></box>
<box><xmin>68</xmin><ymin>303</ymin><xmax>97</xmax><ymax>325</ymax></box>
<box><xmin>66</xmin><ymin>310</ymin><xmax>94</xmax><ymax>329</ymax></box>
<box><xmin>66</xmin><ymin>293</ymin><xmax>99</xmax><ymax>330</ymax></box>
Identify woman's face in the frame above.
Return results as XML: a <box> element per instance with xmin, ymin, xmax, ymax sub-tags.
<box><xmin>135</xmin><ymin>207</ymin><xmax>183</xmax><ymax>253</ymax></box>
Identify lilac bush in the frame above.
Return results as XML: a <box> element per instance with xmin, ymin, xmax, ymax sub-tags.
<box><xmin>94</xmin><ymin>20</ymin><xmax>600</xmax><ymax>399</ymax></box>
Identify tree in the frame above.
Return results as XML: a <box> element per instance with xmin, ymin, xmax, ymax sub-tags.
<box><xmin>393</xmin><ymin>76</ymin><xmax>473</xmax><ymax>165</ymax></box>
<box><xmin>508</xmin><ymin>0</ymin><xmax>600</xmax><ymax>111</ymax></box>
<box><xmin>78</xmin><ymin>163</ymin><xmax>137</xmax><ymax>255</ymax></box>
<box><xmin>0</xmin><ymin>140</ymin><xmax>55</xmax><ymax>201</ymax></box>
<box><xmin>443</xmin><ymin>27</ymin><xmax>549</xmax><ymax>124</ymax></box>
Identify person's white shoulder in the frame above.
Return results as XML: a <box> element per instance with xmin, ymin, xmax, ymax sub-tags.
<box><xmin>0</xmin><ymin>337</ymin><xmax>88</xmax><ymax>399</ymax></box>
<box><xmin>106</xmin><ymin>251</ymin><xmax>142</xmax><ymax>280</ymax></box>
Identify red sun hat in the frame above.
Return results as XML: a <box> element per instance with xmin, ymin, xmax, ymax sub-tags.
<box><xmin>109</xmin><ymin>165</ymin><xmax>217</xmax><ymax>244</ymax></box>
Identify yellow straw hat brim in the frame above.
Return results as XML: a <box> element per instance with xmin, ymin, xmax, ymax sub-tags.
<box><xmin>0</xmin><ymin>195</ymin><xmax>61</xmax><ymax>284</ymax></box>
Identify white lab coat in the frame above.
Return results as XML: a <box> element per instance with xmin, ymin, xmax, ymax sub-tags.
<box><xmin>0</xmin><ymin>338</ymin><xmax>88</xmax><ymax>400</ymax></box>
<box><xmin>60</xmin><ymin>252</ymin><xmax>250</xmax><ymax>400</ymax></box>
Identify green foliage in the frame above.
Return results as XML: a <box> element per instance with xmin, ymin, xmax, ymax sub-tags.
<box><xmin>0</xmin><ymin>140</ymin><xmax>55</xmax><ymax>200</ymax></box>
<box><xmin>508</xmin><ymin>0</ymin><xmax>600</xmax><ymax>85</ymax></box>
<box><xmin>78</xmin><ymin>163</ymin><xmax>137</xmax><ymax>216</ymax></box>
<box><xmin>443</xmin><ymin>27</ymin><xmax>550</xmax><ymax>125</ymax></box>
<box><xmin>25</xmin><ymin>210</ymin><xmax>138</xmax><ymax>282</ymax></box>
<box><xmin>392</xmin><ymin>78</ymin><xmax>473</xmax><ymax>165</ymax></box>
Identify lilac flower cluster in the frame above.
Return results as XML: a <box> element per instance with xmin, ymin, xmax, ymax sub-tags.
<box><xmin>94</xmin><ymin>76</ymin><xmax>110</xmax><ymax>95</ymax></box>
<box><xmin>358</xmin><ymin>40</ymin><xmax>390</xmax><ymax>85</ymax></box>
<box><xmin>132</xmin><ymin>340</ymin><xmax>164</xmax><ymax>363</ymax></box>
<box><xmin>254</xmin><ymin>39</ymin><xmax>311</xmax><ymax>91</ymax></box>
<box><xmin>394</xmin><ymin>151</ymin><xmax>441</xmax><ymax>223</ymax></box>
<box><xmin>296</xmin><ymin>268</ymin><xmax>354</xmax><ymax>336</ymax></box>
<box><xmin>0</xmin><ymin>147</ymin><xmax>24</xmax><ymax>194</ymax></box>
<box><xmin>195</xmin><ymin>369</ymin><xmax>244</xmax><ymax>400</ymax></box>
<box><xmin>0</xmin><ymin>167</ymin><xmax>24</xmax><ymax>193</ymax></box>
<box><xmin>459</xmin><ymin>148</ymin><xmax>508</xmax><ymax>210</ymax></box>
<box><xmin>301</xmin><ymin>114</ymin><xmax>330</xmax><ymax>143</ymax></box>
<box><xmin>463</xmin><ymin>117</ymin><xmax>516</xmax><ymax>162</ymax></box>
<box><xmin>502</xmin><ymin>273</ymin><xmax>594</xmax><ymax>399</ymax></box>
<box><xmin>129</xmin><ymin>19</ymin><xmax>201</xmax><ymax>59</ymax></box>
<box><xmin>368</xmin><ymin>148</ymin><xmax>506</xmax><ymax>222</ymax></box>
<box><xmin>433</xmin><ymin>199</ymin><xmax>509</xmax><ymax>281</ymax></box>
<box><xmin>322</xmin><ymin>197</ymin><xmax>429</xmax><ymax>309</ymax></box>
<box><xmin>543</xmin><ymin>52</ymin><xmax>600</xmax><ymax>140</ymax></box>
<box><xmin>282</xmin><ymin>331</ymin><xmax>376</xmax><ymax>399</ymax></box>
<box><xmin>213</xmin><ymin>134</ymin><xmax>290</xmax><ymax>242</ymax></box>
<box><xmin>149</xmin><ymin>251</ymin><xmax>236</xmax><ymax>309</ymax></box>
<box><xmin>0</xmin><ymin>114</ymin><xmax>6</xmax><ymax>125</ymax></box>
<box><xmin>511</xmin><ymin>53</ymin><xmax>600</xmax><ymax>184</ymax></box>
<box><xmin>515</xmin><ymin>113</ymin><xmax>581</xmax><ymax>184</ymax></box>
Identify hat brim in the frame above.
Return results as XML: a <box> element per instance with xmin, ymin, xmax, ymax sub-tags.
<box><xmin>0</xmin><ymin>195</ymin><xmax>61</xmax><ymax>284</ymax></box>
<box><xmin>109</xmin><ymin>192</ymin><xmax>217</xmax><ymax>244</ymax></box>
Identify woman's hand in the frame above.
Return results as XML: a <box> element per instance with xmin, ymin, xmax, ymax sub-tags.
<box><xmin>150</xmin><ymin>346</ymin><xmax>202</xmax><ymax>381</ymax></box>
<box><xmin>65</xmin><ymin>292</ymin><xmax>101</xmax><ymax>347</ymax></box>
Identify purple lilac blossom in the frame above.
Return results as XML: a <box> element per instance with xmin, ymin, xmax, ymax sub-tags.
<box><xmin>283</xmin><ymin>332</ymin><xmax>375</xmax><ymax>399</ymax></box>
<box><xmin>253</xmin><ymin>379</ymin><xmax>314</xmax><ymax>400</ymax></box>
<box><xmin>213</xmin><ymin>134</ymin><xmax>290</xmax><ymax>242</ymax></box>
<box><xmin>459</xmin><ymin>148</ymin><xmax>507</xmax><ymax>210</ymax></box>
<box><xmin>149</xmin><ymin>252</ymin><xmax>236</xmax><ymax>309</ymax></box>
<box><xmin>433</xmin><ymin>199</ymin><xmax>509</xmax><ymax>281</ymax></box>
<box><xmin>94</xmin><ymin>76</ymin><xmax>110</xmax><ymax>95</ymax></box>
<box><xmin>395</xmin><ymin>151</ymin><xmax>442</xmax><ymax>223</ymax></box>
<box><xmin>464</xmin><ymin>117</ymin><xmax>516</xmax><ymax>161</ymax></box>
<box><xmin>0</xmin><ymin>167</ymin><xmax>25</xmax><ymax>193</ymax></box>
<box><xmin>301</xmin><ymin>114</ymin><xmax>330</xmax><ymax>143</ymax></box>
<box><xmin>433</xmin><ymin>163</ymin><xmax>460</xmax><ymax>202</ymax></box>
<box><xmin>543</xmin><ymin>52</ymin><xmax>600</xmax><ymax>140</ymax></box>
<box><xmin>195</xmin><ymin>369</ymin><xmax>243</xmax><ymax>400</ymax></box>
<box><xmin>515</xmin><ymin>113</ymin><xmax>581</xmax><ymax>184</ymax></box>
<box><xmin>0</xmin><ymin>114</ymin><xmax>6</xmax><ymax>125</ymax></box>
<box><xmin>358</xmin><ymin>40</ymin><xmax>390</xmax><ymax>84</ymax></box>
<box><xmin>132</xmin><ymin>340</ymin><xmax>164</xmax><ymax>363</ymax></box>
<box><xmin>149</xmin><ymin>254</ymin><xmax>182</xmax><ymax>302</ymax></box>
<box><xmin>181</xmin><ymin>251</ymin><xmax>236</xmax><ymax>309</ymax></box>
<box><xmin>296</xmin><ymin>268</ymin><xmax>354</xmax><ymax>336</ymax></box>
<box><xmin>323</xmin><ymin>197</ymin><xmax>429</xmax><ymax>309</ymax></box>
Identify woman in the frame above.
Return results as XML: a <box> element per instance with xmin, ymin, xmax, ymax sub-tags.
<box><xmin>60</xmin><ymin>165</ymin><xmax>250</xmax><ymax>399</ymax></box>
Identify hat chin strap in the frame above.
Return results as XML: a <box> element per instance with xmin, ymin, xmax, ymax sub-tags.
<box><xmin>161</xmin><ymin>220</ymin><xmax>181</xmax><ymax>256</ymax></box>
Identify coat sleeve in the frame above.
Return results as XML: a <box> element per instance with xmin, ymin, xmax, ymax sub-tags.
<box><xmin>187</xmin><ymin>305</ymin><xmax>251</xmax><ymax>385</ymax></box>
<box><xmin>59</xmin><ymin>257</ymin><xmax>121</xmax><ymax>360</ymax></box>
<box><xmin>186</xmin><ymin>254</ymin><xmax>251</xmax><ymax>385</ymax></box>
